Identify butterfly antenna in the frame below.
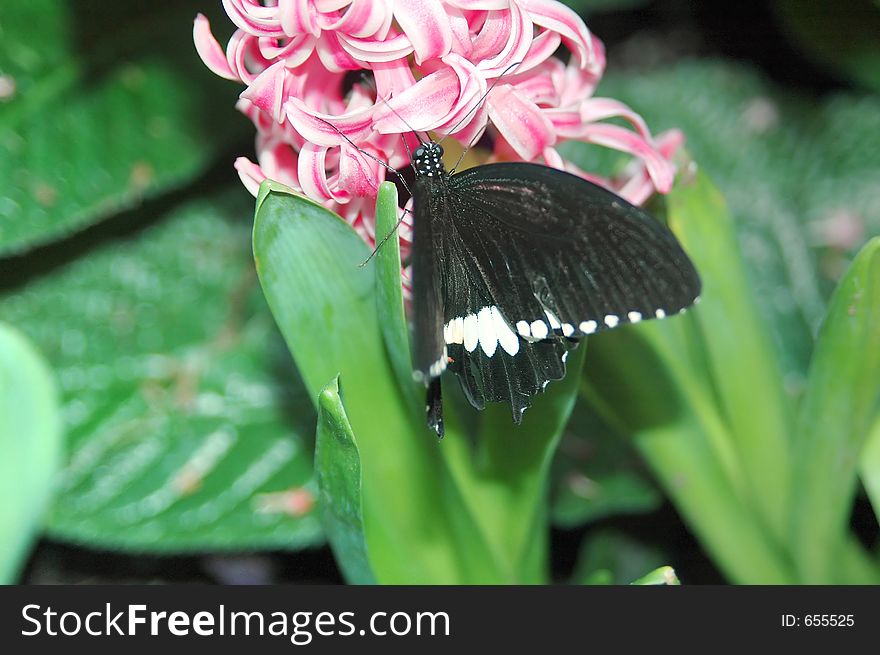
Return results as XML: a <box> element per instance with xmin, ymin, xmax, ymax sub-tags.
<box><xmin>311</xmin><ymin>114</ymin><xmax>413</xmax><ymax>198</ymax></box>
<box><xmin>437</xmin><ymin>61</ymin><xmax>522</xmax><ymax>174</ymax></box>
<box><xmin>358</xmin><ymin>208</ymin><xmax>411</xmax><ymax>268</ymax></box>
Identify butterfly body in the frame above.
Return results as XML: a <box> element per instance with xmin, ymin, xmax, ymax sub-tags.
<box><xmin>407</xmin><ymin>142</ymin><xmax>701</xmax><ymax>436</ymax></box>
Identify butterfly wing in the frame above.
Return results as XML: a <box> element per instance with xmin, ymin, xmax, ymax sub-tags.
<box><xmin>410</xmin><ymin>161</ymin><xmax>701</xmax><ymax>431</ymax></box>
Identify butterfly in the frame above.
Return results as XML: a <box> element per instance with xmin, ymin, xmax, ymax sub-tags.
<box><xmin>406</xmin><ymin>141</ymin><xmax>701</xmax><ymax>437</ymax></box>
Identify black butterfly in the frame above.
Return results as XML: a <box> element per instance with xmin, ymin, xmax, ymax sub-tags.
<box><xmin>407</xmin><ymin>141</ymin><xmax>701</xmax><ymax>437</ymax></box>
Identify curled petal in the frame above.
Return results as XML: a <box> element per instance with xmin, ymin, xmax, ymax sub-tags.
<box><xmin>445</xmin><ymin>0</ymin><xmax>511</xmax><ymax>8</ymax></box>
<box><xmin>518</xmin><ymin>0</ymin><xmax>597</xmax><ymax>72</ymax></box>
<box><xmin>541</xmin><ymin>108</ymin><xmax>582</xmax><ymax>138</ymax></box>
<box><xmin>579</xmin><ymin>97</ymin><xmax>652</xmax><ymax>139</ymax></box>
<box><xmin>473</xmin><ymin>2</ymin><xmax>532</xmax><ymax>76</ymax></box>
<box><xmin>373</xmin><ymin>66</ymin><xmax>461</xmax><ymax>132</ymax></box>
<box><xmin>446</xmin><ymin>6</ymin><xmax>474</xmax><ymax>58</ymax></box>
<box><xmin>615</xmin><ymin>129</ymin><xmax>685</xmax><ymax>205</ymax></box>
<box><xmin>393</xmin><ymin>0</ymin><xmax>454</xmax><ymax>64</ymax></box>
<box><xmin>580</xmin><ymin>123</ymin><xmax>674</xmax><ymax>192</ymax></box>
<box><xmin>234</xmin><ymin>157</ymin><xmax>267</xmax><ymax>196</ymax></box>
<box><xmin>278</xmin><ymin>0</ymin><xmax>321</xmax><ymax>37</ymax></box>
<box><xmin>298</xmin><ymin>143</ymin><xmax>340</xmax><ymax>202</ymax></box>
<box><xmin>258</xmin><ymin>34</ymin><xmax>316</xmax><ymax>68</ymax></box>
<box><xmin>286</xmin><ymin>98</ymin><xmax>374</xmax><ymax>146</ymax></box>
<box><xmin>226</xmin><ymin>30</ymin><xmax>271</xmax><ymax>84</ymax></box>
<box><xmin>316</xmin><ymin>32</ymin><xmax>363</xmax><ymax>71</ymax></box>
<box><xmin>327</xmin><ymin>0</ymin><xmax>393</xmax><ymax>38</ymax></box>
<box><xmin>223</xmin><ymin>0</ymin><xmax>284</xmax><ymax>37</ymax></box>
<box><xmin>371</xmin><ymin>59</ymin><xmax>418</xmax><ymax>99</ymax></box>
<box><xmin>240</xmin><ymin>60</ymin><xmax>287</xmax><ymax>122</ymax></box>
<box><xmin>488</xmin><ymin>84</ymin><xmax>556</xmax><ymax>160</ymax></box>
<box><xmin>338</xmin><ymin>144</ymin><xmax>382</xmax><ymax>197</ymax></box>
<box><xmin>193</xmin><ymin>15</ymin><xmax>239</xmax><ymax>81</ymax></box>
<box><xmin>511</xmin><ymin>30</ymin><xmax>562</xmax><ymax>77</ymax></box>
<box><xmin>434</xmin><ymin>54</ymin><xmax>488</xmax><ymax>134</ymax></box>
<box><xmin>338</xmin><ymin>31</ymin><xmax>415</xmax><ymax>63</ymax></box>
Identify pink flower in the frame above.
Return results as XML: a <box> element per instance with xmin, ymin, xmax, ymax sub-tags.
<box><xmin>194</xmin><ymin>0</ymin><xmax>681</xmax><ymax>251</ymax></box>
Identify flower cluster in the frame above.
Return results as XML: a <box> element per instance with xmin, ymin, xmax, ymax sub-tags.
<box><xmin>195</xmin><ymin>0</ymin><xmax>681</xmax><ymax>249</ymax></box>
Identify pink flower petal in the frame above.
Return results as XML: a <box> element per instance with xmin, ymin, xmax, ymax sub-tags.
<box><xmin>298</xmin><ymin>143</ymin><xmax>337</xmax><ymax>202</ymax></box>
<box><xmin>446</xmin><ymin>6</ymin><xmax>474</xmax><ymax>58</ymax></box>
<box><xmin>316</xmin><ymin>32</ymin><xmax>363</xmax><ymax>71</ymax></box>
<box><xmin>474</xmin><ymin>2</ymin><xmax>533</xmax><ymax>76</ymax></box>
<box><xmin>327</xmin><ymin>0</ymin><xmax>392</xmax><ymax>38</ymax></box>
<box><xmin>371</xmin><ymin>59</ymin><xmax>418</xmax><ymax>99</ymax></box>
<box><xmin>488</xmin><ymin>84</ymin><xmax>556</xmax><ymax>160</ymax></box>
<box><xmin>240</xmin><ymin>60</ymin><xmax>287</xmax><ymax>122</ymax></box>
<box><xmin>222</xmin><ymin>0</ymin><xmax>284</xmax><ymax>37</ymax></box>
<box><xmin>506</xmin><ymin>30</ymin><xmax>561</xmax><ymax>77</ymax></box>
<box><xmin>580</xmin><ymin>97</ymin><xmax>651</xmax><ymax>139</ymax></box>
<box><xmin>286</xmin><ymin>98</ymin><xmax>375</xmax><ymax>146</ymax></box>
<box><xmin>193</xmin><ymin>14</ymin><xmax>239</xmax><ymax>81</ymax></box>
<box><xmin>580</xmin><ymin>123</ymin><xmax>674</xmax><ymax>192</ymax></box>
<box><xmin>518</xmin><ymin>0</ymin><xmax>597</xmax><ymax>72</ymax></box>
<box><xmin>373</xmin><ymin>66</ymin><xmax>460</xmax><ymax>132</ymax></box>
<box><xmin>615</xmin><ymin>128</ymin><xmax>684</xmax><ymax>204</ymax></box>
<box><xmin>258</xmin><ymin>34</ymin><xmax>316</xmax><ymax>68</ymax></box>
<box><xmin>234</xmin><ymin>157</ymin><xmax>267</xmax><ymax>196</ymax></box>
<box><xmin>337</xmin><ymin>31</ymin><xmax>415</xmax><ymax>64</ymax></box>
<box><xmin>338</xmin><ymin>143</ymin><xmax>382</xmax><ymax>197</ymax></box>
<box><xmin>278</xmin><ymin>0</ymin><xmax>321</xmax><ymax>37</ymax></box>
<box><xmin>393</xmin><ymin>0</ymin><xmax>453</xmax><ymax>64</ymax></box>
<box><xmin>445</xmin><ymin>0</ymin><xmax>511</xmax><ymax>9</ymax></box>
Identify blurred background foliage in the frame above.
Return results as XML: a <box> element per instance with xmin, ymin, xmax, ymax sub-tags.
<box><xmin>0</xmin><ymin>0</ymin><xmax>878</xmax><ymax>583</ymax></box>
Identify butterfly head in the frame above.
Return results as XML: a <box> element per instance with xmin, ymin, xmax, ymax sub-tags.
<box><xmin>412</xmin><ymin>142</ymin><xmax>445</xmax><ymax>178</ymax></box>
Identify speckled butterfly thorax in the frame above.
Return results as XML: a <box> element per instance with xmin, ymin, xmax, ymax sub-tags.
<box><xmin>406</xmin><ymin>139</ymin><xmax>701</xmax><ymax>437</ymax></box>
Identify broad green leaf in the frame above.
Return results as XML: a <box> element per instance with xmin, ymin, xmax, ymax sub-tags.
<box><xmin>315</xmin><ymin>377</ymin><xmax>376</xmax><ymax>585</ymax></box>
<box><xmin>0</xmin><ymin>323</ymin><xmax>62</xmax><ymax>583</ymax></box>
<box><xmin>551</xmin><ymin>402</ymin><xmax>662</xmax><ymax>528</ymax></box>
<box><xmin>570</xmin><ymin>529</ymin><xmax>666</xmax><ymax>586</ymax></box>
<box><xmin>667</xmin><ymin>171</ymin><xmax>792</xmax><ymax>537</ymax></box>
<box><xmin>792</xmin><ymin>237</ymin><xmax>880</xmax><ymax>583</ymax></box>
<box><xmin>860</xmin><ymin>417</ymin><xmax>880</xmax><ymax>525</ymax></box>
<box><xmin>0</xmin><ymin>193</ymin><xmax>322</xmax><ymax>551</ymax></box>
<box><xmin>631</xmin><ymin>566</ymin><xmax>681</xmax><ymax>586</ymax></box>
<box><xmin>450</xmin><ymin>344</ymin><xmax>588</xmax><ymax>583</ymax></box>
<box><xmin>774</xmin><ymin>0</ymin><xmax>880</xmax><ymax>92</ymax></box>
<box><xmin>582</xmin><ymin>326</ymin><xmax>793</xmax><ymax>584</ymax></box>
<box><xmin>0</xmin><ymin>1</ymin><xmax>249</xmax><ymax>255</ymax></box>
<box><xmin>253</xmin><ymin>182</ymin><xmax>465</xmax><ymax>584</ymax></box>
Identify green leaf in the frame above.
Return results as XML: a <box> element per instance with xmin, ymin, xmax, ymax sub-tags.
<box><xmin>254</xmin><ymin>182</ymin><xmax>466</xmax><ymax>583</ymax></box>
<box><xmin>0</xmin><ymin>0</ymin><xmax>249</xmax><ymax>255</ymax></box>
<box><xmin>374</xmin><ymin>182</ymin><xmax>420</xmax><ymax>411</ymax></box>
<box><xmin>667</xmin><ymin>170</ymin><xmax>792</xmax><ymax>537</ymax></box>
<box><xmin>791</xmin><ymin>237</ymin><xmax>880</xmax><ymax>583</ymax></box>
<box><xmin>631</xmin><ymin>566</ymin><xmax>681</xmax><ymax>586</ymax></box>
<box><xmin>582</xmin><ymin>326</ymin><xmax>793</xmax><ymax>584</ymax></box>
<box><xmin>315</xmin><ymin>377</ymin><xmax>376</xmax><ymax>584</ymax></box>
<box><xmin>860</xmin><ymin>416</ymin><xmax>880</xmax><ymax>525</ymax></box>
<box><xmin>551</xmin><ymin>403</ymin><xmax>662</xmax><ymax>528</ymax></box>
<box><xmin>0</xmin><ymin>323</ymin><xmax>62</xmax><ymax>583</ymax></box>
<box><xmin>773</xmin><ymin>0</ymin><xmax>880</xmax><ymax>92</ymax></box>
<box><xmin>0</xmin><ymin>193</ymin><xmax>322</xmax><ymax>551</ymax></box>
<box><xmin>571</xmin><ymin>529</ymin><xmax>666</xmax><ymax>586</ymax></box>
